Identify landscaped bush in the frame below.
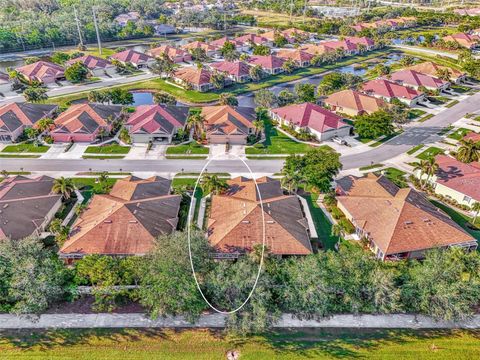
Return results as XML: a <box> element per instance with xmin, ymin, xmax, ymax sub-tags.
<box><xmin>330</xmin><ymin>206</ymin><xmax>344</xmax><ymax>220</ymax></box>
<box><xmin>338</xmin><ymin>218</ymin><xmax>355</xmax><ymax>234</ymax></box>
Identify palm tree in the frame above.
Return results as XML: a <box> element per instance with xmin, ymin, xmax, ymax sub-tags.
<box><xmin>186</xmin><ymin>113</ymin><xmax>205</xmax><ymax>140</ymax></box>
<box><xmin>331</xmin><ymin>224</ymin><xmax>343</xmax><ymax>238</ymax></box>
<box><xmin>201</xmin><ymin>173</ymin><xmax>228</xmax><ymax>195</ymax></box>
<box><xmin>281</xmin><ymin>171</ymin><xmax>303</xmax><ymax>194</ymax></box>
<box><xmin>252</xmin><ymin>119</ymin><xmax>265</xmax><ymax>136</ymax></box>
<box><xmin>413</xmin><ymin>160</ymin><xmax>429</xmax><ymax>189</ymax></box>
<box><xmin>282</xmin><ymin>59</ymin><xmax>296</xmax><ymax>74</ymax></box>
<box><xmin>456</xmin><ymin>139</ymin><xmax>480</xmax><ymax>163</ymax></box>
<box><xmin>218</xmin><ymin>93</ymin><xmax>238</xmax><ymax>106</ymax></box>
<box><xmin>424</xmin><ymin>157</ymin><xmax>439</xmax><ymax>186</ymax></box>
<box><xmin>36</xmin><ymin>118</ymin><xmax>54</xmax><ymax>133</ymax></box>
<box><xmin>249</xmin><ymin>65</ymin><xmax>263</xmax><ymax>82</ymax></box>
<box><xmin>52</xmin><ymin>177</ymin><xmax>75</xmax><ymax>199</ymax></box>
<box><xmin>471</xmin><ymin>202</ymin><xmax>480</xmax><ymax>224</ymax></box>
<box><xmin>436</xmin><ymin>68</ymin><xmax>452</xmax><ymax>82</ymax></box>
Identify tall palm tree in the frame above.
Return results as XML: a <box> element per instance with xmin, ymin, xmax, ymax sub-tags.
<box><xmin>36</xmin><ymin>117</ymin><xmax>54</xmax><ymax>133</ymax></box>
<box><xmin>413</xmin><ymin>160</ymin><xmax>429</xmax><ymax>189</ymax></box>
<box><xmin>52</xmin><ymin>177</ymin><xmax>75</xmax><ymax>199</ymax></box>
<box><xmin>456</xmin><ymin>139</ymin><xmax>480</xmax><ymax>163</ymax></box>
<box><xmin>186</xmin><ymin>113</ymin><xmax>205</xmax><ymax>140</ymax></box>
<box><xmin>471</xmin><ymin>202</ymin><xmax>480</xmax><ymax>224</ymax></box>
<box><xmin>201</xmin><ymin>173</ymin><xmax>228</xmax><ymax>195</ymax></box>
<box><xmin>252</xmin><ymin>119</ymin><xmax>265</xmax><ymax>136</ymax></box>
<box><xmin>281</xmin><ymin>171</ymin><xmax>303</xmax><ymax>194</ymax></box>
<box><xmin>219</xmin><ymin>93</ymin><xmax>238</xmax><ymax>106</ymax></box>
<box><xmin>424</xmin><ymin>157</ymin><xmax>439</xmax><ymax>186</ymax></box>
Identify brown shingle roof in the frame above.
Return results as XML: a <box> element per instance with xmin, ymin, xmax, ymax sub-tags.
<box><xmin>202</xmin><ymin>105</ymin><xmax>255</xmax><ymax>136</ymax></box>
<box><xmin>324</xmin><ymin>89</ymin><xmax>388</xmax><ymax>114</ymax></box>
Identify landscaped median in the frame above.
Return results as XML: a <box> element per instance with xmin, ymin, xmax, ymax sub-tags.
<box><xmin>165</xmin><ymin>142</ymin><xmax>209</xmax><ymax>159</ymax></box>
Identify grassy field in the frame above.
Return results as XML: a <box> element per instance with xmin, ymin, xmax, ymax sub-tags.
<box><xmin>166</xmin><ymin>142</ymin><xmax>209</xmax><ymax>155</ymax></box>
<box><xmin>447</xmin><ymin>127</ymin><xmax>471</xmax><ymax>140</ymax></box>
<box><xmin>0</xmin><ymin>328</ymin><xmax>479</xmax><ymax>360</ymax></box>
<box><xmin>84</xmin><ymin>144</ymin><xmax>131</xmax><ymax>154</ymax></box>
<box><xmin>2</xmin><ymin>143</ymin><xmax>50</xmax><ymax>153</ymax></box>
<box><xmin>416</xmin><ymin>146</ymin><xmax>445</xmax><ymax>160</ymax></box>
<box><xmin>241</xmin><ymin>9</ymin><xmax>317</xmax><ymax>28</ymax></box>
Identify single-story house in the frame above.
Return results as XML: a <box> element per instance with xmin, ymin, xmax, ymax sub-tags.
<box><xmin>173</xmin><ymin>67</ymin><xmax>214</xmax><ymax>92</ymax></box>
<box><xmin>207</xmin><ymin>176</ymin><xmax>313</xmax><ymax>258</ymax></box>
<box><xmin>182</xmin><ymin>41</ymin><xmax>219</xmax><ymax>57</ymax></box>
<box><xmin>319</xmin><ymin>40</ymin><xmax>358</xmax><ymax>55</ymax></box>
<box><xmin>234</xmin><ymin>33</ymin><xmax>272</xmax><ymax>47</ymax></box>
<box><xmin>60</xmin><ymin>176</ymin><xmax>181</xmax><ymax>261</ymax></box>
<box><xmin>344</xmin><ymin>36</ymin><xmax>376</xmax><ymax>51</ymax></box>
<box><xmin>0</xmin><ymin>175</ymin><xmax>63</xmax><ymax>240</ymax></box>
<box><xmin>247</xmin><ymin>55</ymin><xmax>285</xmax><ymax>75</ymax></box>
<box><xmin>269</xmin><ymin>102</ymin><xmax>351</xmax><ymax>142</ymax></box>
<box><xmin>110</xmin><ymin>50</ymin><xmax>156</xmax><ymax>69</ymax></box>
<box><xmin>443</xmin><ymin>33</ymin><xmax>480</xmax><ymax>49</ymax></box>
<box><xmin>114</xmin><ymin>12</ymin><xmax>140</xmax><ymax>27</ymax></box>
<box><xmin>65</xmin><ymin>55</ymin><xmax>116</xmax><ymax>77</ymax></box>
<box><xmin>389</xmin><ymin>69</ymin><xmax>450</xmax><ymax>92</ymax></box>
<box><xmin>209</xmin><ymin>61</ymin><xmax>251</xmax><ymax>82</ymax></box>
<box><xmin>361</xmin><ymin>79</ymin><xmax>425</xmax><ymax>106</ymax></box>
<box><xmin>147</xmin><ymin>45</ymin><xmax>192</xmax><ymax>63</ymax></box>
<box><xmin>300</xmin><ymin>43</ymin><xmax>336</xmax><ymax>56</ymax></box>
<box><xmin>0</xmin><ymin>102</ymin><xmax>58</xmax><ymax>142</ymax></box>
<box><xmin>201</xmin><ymin>105</ymin><xmax>256</xmax><ymax>145</ymax></box>
<box><xmin>275</xmin><ymin>49</ymin><xmax>314</xmax><ymax>67</ymax></box>
<box><xmin>126</xmin><ymin>104</ymin><xmax>189</xmax><ymax>143</ymax></box>
<box><xmin>336</xmin><ymin>173</ymin><xmax>477</xmax><ymax>260</ymax></box>
<box><xmin>323</xmin><ymin>89</ymin><xmax>388</xmax><ymax>117</ymax></box>
<box><xmin>0</xmin><ymin>72</ymin><xmax>11</xmax><ymax>95</ymax></box>
<box><xmin>463</xmin><ymin>131</ymin><xmax>480</xmax><ymax>143</ymax></box>
<box><xmin>16</xmin><ymin>61</ymin><xmax>65</xmax><ymax>84</ymax></box>
<box><xmin>405</xmin><ymin>61</ymin><xmax>467</xmax><ymax>84</ymax></box>
<box><xmin>210</xmin><ymin>37</ymin><xmax>249</xmax><ymax>52</ymax></box>
<box><xmin>50</xmin><ymin>103</ymin><xmax>123</xmax><ymax>143</ymax></box>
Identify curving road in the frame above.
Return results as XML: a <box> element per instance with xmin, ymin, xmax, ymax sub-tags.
<box><xmin>1</xmin><ymin>92</ymin><xmax>479</xmax><ymax>174</ymax></box>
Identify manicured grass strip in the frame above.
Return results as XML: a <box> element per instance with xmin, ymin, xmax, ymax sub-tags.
<box><xmin>407</xmin><ymin>108</ymin><xmax>426</xmax><ymax>119</ymax></box>
<box><xmin>82</xmin><ymin>155</ymin><xmax>125</xmax><ymax>159</ymax></box>
<box><xmin>84</xmin><ymin>144</ymin><xmax>131</xmax><ymax>154</ymax></box>
<box><xmin>166</xmin><ymin>142</ymin><xmax>209</xmax><ymax>155</ymax></box>
<box><xmin>407</xmin><ymin>144</ymin><xmax>424</xmax><ymax>155</ymax></box>
<box><xmin>416</xmin><ymin>146</ymin><xmax>445</xmax><ymax>160</ymax></box>
<box><xmin>246</xmin><ymin>156</ymin><xmax>288</xmax><ymax>160</ymax></box>
<box><xmin>302</xmin><ymin>193</ymin><xmax>338</xmax><ymax>251</ymax></box>
<box><xmin>359</xmin><ymin>163</ymin><xmax>384</xmax><ymax>171</ymax></box>
<box><xmin>377</xmin><ymin>167</ymin><xmax>408</xmax><ymax>188</ymax></box>
<box><xmin>447</xmin><ymin>127</ymin><xmax>471</xmax><ymax>140</ymax></box>
<box><xmin>2</xmin><ymin>143</ymin><xmax>50</xmax><ymax>153</ymax></box>
<box><xmin>430</xmin><ymin>200</ymin><xmax>480</xmax><ymax>241</ymax></box>
<box><xmin>0</xmin><ymin>154</ymin><xmax>41</xmax><ymax>158</ymax></box>
<box><xmin>165</xmin><ymin>155</ymin><xmax>208</xmax><ymax>159</ymax></box>
<box><xmin>445</xmin><ymin>99</ymin><xmax>459</xmax><ymax>108</ymax></box>
<box><xmin>418</xmin><ymin>113</ymin><xmax>435</xmax><ymax>122</ymax></box>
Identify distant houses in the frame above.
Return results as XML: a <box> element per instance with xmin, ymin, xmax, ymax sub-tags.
<box><xmin>147</xmin><ymin>45</ymin><xmax>192</xmax><ymax>63</ymax></box>
<box><xmin>209</xmin><ymin>61</ymin><xmax>251</xmax><ymax>83</ymax></box>
<box><xmin>16</xmin><ymin>61</ymin><xmax>65</xmax><ymax>84</ymax></box>
<box><xmin>361</xmin><ymin>79</ymin><xmax>426</xmax><ymax>106</ymax></box>
<box><xmin>442</xmin><ymin>32</ymin><xmax>480</xmax><ymax>49</ymax></box>
<box><xmin>66</xmin><ymin>55</ymin><xmax>116</xmax><ymax>77</ymax></box>
<box><xmin>275</xmin><ymin>49</ymin><xmax>314</xmax><ymax>67</ymax></box>
<box><xmin>336</xmin><ymin>173</ymin><xmax>477</xmax><ymax>260</ymax></box>
<box><xmin>405</xmin><ymin>61</ymin><xmax>467</xmax><ymax>84</ymax></box>
<box><xmin>246</xmin><ymin>55</ymin><xmax>285</xmax><ymax>75</ymax></box>
<box><xmin>110</xmin><ymin>50</ymin><xmax>155</xmax><ymax>69</ymax></box>
<box><xmin>389</xmin><ymin>69</ymin><xmax>450</xmax><ymax>92</ymax></box>
<box><xmin>173</xmin><ymin>67</ymin><xmax>214</xmax><ymax>92</ymax></box>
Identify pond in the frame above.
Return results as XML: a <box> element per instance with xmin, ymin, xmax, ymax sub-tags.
<box><xmin>131</xmin><ymin>91</ymin><xmax>155</xmax><ymax>105</ymax></box>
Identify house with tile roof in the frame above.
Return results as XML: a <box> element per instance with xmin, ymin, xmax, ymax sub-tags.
<box><xmin>270</xmin><ymin>102</ymin><xmax>351</xmax><ymax>142</ymax></box>
<box><xmin>0</xmin><ymin>176</ymin><xmax>62</xmax><ymax>240</ymax></box>
<box><xmin>50</xmin><ymin>103</ymin><xmax>124</xmax><ymax>143</ymax></box>
<box><xmin>182</xmin><ymin>41</ymin><xmax>219</xmax><ymax>57</ymax></box>
<box><xmin>319</xmin><ymin>40</ymin><xmax>358</xmax><ymax>55</ymax></box>
<box><xmin>300</xmin><ymin>43</ymin><xmax>336</xmax><ymax>56</ymax></box>
<box><xmin>147</xmin><ymin>45</ymin><xmax>192</xmax><ymax>63</ymax></box>
<box><xmin>66</xmin><ymin>55</ymin><xmax>116</xmax><ymax>77</ymax></box>
<box><xmin>201</xmin><ymin>105</ymin><xmax>256</xmax><ymax>144</ymax></box>
<box><xmin>16</xmin><ymin>61</ymin><xmax>65</xmax><ymax>84</ymax></box>
<box><xmin>443</xmin><ymin>32</ymin><xmax>480</xmax><ymax>49</ymax></box>
<box><xmin>275</xmin><ymin>49</ymin><xmax>314</xmax><ymax>67</ymax></box>
<box><xmin>336</xmin><ymin>173</ymin><xmax>477</xmax><ymax>260</ymax></box>
<box><xmin>389</xmin><ymin>69</ymin><xmax>450</xmax><ymax>92</ymax></box>
<box><xmin>60</xmin><ymin>176</ymin><xmax>181</xmax><ymax>261</ymax></box>
<box><xmin>207</xmin><ymin>176</ymin><xmax>313</xmax><ymax>258</ymax></box>
<box><xmin>344</xmin><ymin>36</ymin><xmax>376</xmax><ymax>51</ymax></box>
<box><xmin>209</xmin><ymin>37</ymin><xmax>249</xmax><ymax>52</ymax></box>
<box><xmin>173</xmin><ymin>67</ymin><xmax>214</xmax><ymax>92</ymax></box>
<box><xmin>361</xmin><ymin>79</ymin><xmax>425</xmax><ymax>106</ymax></box>
<box><xmin>234</xmin><ymin>33</ymin><xmax>272</xmax><ymax>47</ymax></box>
<box><xmin>0</xmin><ymin>102</ymin><xmax>58</xmax><ymax>142</ymax></box>
<box><xmin>405</xmin><ymin>61</ymin><xmax>467</xmax><ymax>84</ymax></box>
<box><xmin>109</xmin><ymin>50</ymin><xmax>155</xmax><ymax>68</ymax></box>
<box><xmin>463</xmin><ymin>131</ymin><xmax>480</xmax><ymax>143</ymax></box>
<box><xmin>126</xmin><ymin>104</ymin><xmax>189</xmax><ymax>143</ymax></box>
<box><xmin>323</xmin><ymin>89</ymin><xmax>388</xmax><ymax>117</ymax></box>
<box><xmin>0</xmin><ymin>71</ymin><xmax>11</xmax><ymax>95</ymax></box>
<box><xmin>208</xmin><ymin>61</ymin><xmax>251</xmax><ymax>82</ymax></box>
<box><xmin>246</xmin><ymin>55</ymin><xmax>285</xmax><ymax>75</ymax></box>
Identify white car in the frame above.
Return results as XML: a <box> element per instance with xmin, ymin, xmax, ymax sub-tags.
<box><xmin>332</xmin><ymin>136</ymin><xmax>347</xmax><ymax>145</ymax></box>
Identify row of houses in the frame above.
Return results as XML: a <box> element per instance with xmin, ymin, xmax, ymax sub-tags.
<box><xmin>442</xmin><ymin>32</ymin><xmax>480</xmax><ymax>49</ymax></box>
<box><xmin>350</xmin><ymin>16</ymin><xmax>417</xmax><ymax>33</ymax></box>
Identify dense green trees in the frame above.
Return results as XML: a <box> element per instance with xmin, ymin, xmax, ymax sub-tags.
<box><xmin>354</xmin><ymin>110</ymin><xmax>395</xmax><ymax>140</ymax></box>
<box><xmin>65</xmin><ymin>62</ymin><xmax>89</xmax><ymax>83</ymax></box>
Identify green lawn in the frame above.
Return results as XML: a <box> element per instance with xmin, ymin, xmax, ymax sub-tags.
<box><xmin>416</xmin><ymin>146</ymin><xmax>445</xmax><ymax>160</ymax></box>
<box><xmin>377</xmin><ymin>167</ymin><xmax>408</xmax><ymax>188</ymax></box>
<box><xmin>166</xmin><ymin>142</ymin><xmax>209</xmax><ymax>155</ymax></box>
<box><xmin>407</xmin><ymin>144</ymin><xmax>424</xmax><ymax>155</ymax></box>
<box><xmin>302</xmin><ymin>193</ymin><xmax>338</xmax><ymax>251</ymax></box>
<box><xmin>447</xmin><ymin>128</ymin><xmax>471</xmax><ymax>140</ymax></box>
<box><xmin>246</xmin><ymin>123</ymin><xmax>313</xmax><ymax>155</ymax></box>
<box><xmin>359</xmin><ymin>163</ymin><xmax>384</xmax><ymax>171</ymax></box>
<box><xmin>407</xmin><ymin>109</ymin><xmax>427</xmax><ymax>120</ymax></box>
<box><xmin>0</xmin><ymin>328</ymin><xmax>479</xmax><ymax>360</ymax></box>
<box><xmin>418</xmin><ymin>113</ymin><xmax>435</xmax><ymax>123</ymax></box>
<box><xmin>84</xmin><ymin>144</ymin><xmax>131</xmax><ymax>154</ymax></box>
<box><xmin>369</xmin><ymin>131</ymin><xmax>403</xmax><ymax>147</ymax></box>
<box><xmin>0</xmin><ymin>154</ymin><xmax>41</xmax><ymax>158</ymax></box>
<box><xmin>2</xmin><ymin>143</ymin><xmax>50</xmax><ymax>153</ymax></box>
<box><xmin>445</xmin><ymin>100</ymin><xmax>460</xmax><ymax>108</ymax></box>
<box><xmin>82</xmin><ymin>155</ymin><xmax>125</xmax><ymax>159</ymax></box>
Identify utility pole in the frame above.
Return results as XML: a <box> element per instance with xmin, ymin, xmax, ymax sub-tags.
<box><xmin>73</xmin><ymin>6</ymin><xmax>84</xmax><ymax>48</ymax></box>
<box><xmin>92</xmin><ymin>6</ymin><xmax>102</xmax><ymax>55</ymax></box>
<box><xmin>302</xmin><ymin>0</ymin><xmax>308</xmax><ymax>24</ymax></box>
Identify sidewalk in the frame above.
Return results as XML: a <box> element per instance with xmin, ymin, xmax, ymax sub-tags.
<box><xmin>0</xmin><ymin>313</ymin><xmax>479</xmax><ymax>329</ymax></box>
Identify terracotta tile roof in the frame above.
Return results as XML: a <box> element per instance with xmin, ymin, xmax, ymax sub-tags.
<box><xmin>0</xmin><ymin>102</ymin><xmax>57</xmax><ymax>134</ymax></box>
<box><xmin>362</xmin><ymin>79</ymin><xmax>423</xmax><ymax>100</ymax></box>
<box><xmin>234</xmin><ymin>33</ymin><xmax>269</xmax><ymax>45</ymax></box>
<box><xmin>389</xmin><ymin>69</ymin><xmax>448</xmax><ymax>89</ymax></box>
<box><xmin>110</xmin><ymin>50</ymin><xmax>154</xmax><ymax>64</ymax></box>
<box><xmin>247</xmin><ymin>55</ymin><xmax>285</xmax><ymax>70</ymax></box>
<box><xmin>66</xmin><ymin>55</ymin><xmax>113</xmax><ymax>70</ymax></box>
<box><xmin>209</xmin><ymin>61</ymin><xmax>251</xmax><ymax>77</ymax></box>
<box><xmin>271</xmin><ymin>102</ymin><xmax>349</xmax><ymax>134</ymax></box>
<box><xmin>52</xmin><ymin>103</ymin><xmax>123</xmax><ymax>135</ymax></box>
<box><xmin>147</xmin><ymin>45</ymin><xmax>189</xmax><ymax>59</ymax></box>
<box><xmin>336</xmin><ymin>173</ymin><xmax>475</xmax><ymax>256</ymax></box>
<box><xmin>300</xmin><ymin>43</ymin><xmax>336</xmax><ymax>55</ymax></box>
<box><xmin>405</xmin><ymin>61</ymin><xmax>465</xmax><ymax>81</ymax></box>
<box><xmin>16</xmin><ymin>61</ymin><xmax>64</xmax><ymax>82</ymax></box>
<box><xmin>463</xmin><ymin>131</ymin><xmax>480</xmax><ymax>142</ymax></box>
<box><xmin>434</xmin><ymin>155</ymin><xmax>480</xmax><ymax>202</ymax></box>
<box><xmin>126</xmin><ymin>105</ymin><xmax>189</xmax><ymax>135</ymax></box>
<box><xmin>275</xmin><ymin>49</ymin><xmax>314</xmax><ymax>63</ymax></box>
<box><xmin>320</xmin><ymin>39</ymin><xmax>358</xmax><ymax>52</ymax></box>
<box><xmin>324</xmin><ymin>89</ymin><xmax>387</xmax><ymax>114</ymax></box>
<box><xmin>182</xmin><ymin>41</ymin><xmax>218</xmax><ymax>52</ymax></box>
<box><xmin>443</xmin><ymin>33</ymin><xmax>480</xmax><ymax>48</ymax></box>
<box><xmin>201</xmin><ymin>105</ymin><xmax>255</xmax><ymax>136</ymax></box>
<box><xmin>345</xmin><ymin>36</ymin><xmax>375</xmax><ymax>48</ymax></box>
<box><xmin>174</xmin><ymin>67</ymin><xmax>212</xmax><ymax>86</ymax></box>
<box><xmin>0</xmin><ymin>176</ymin><xmax>62</xmax><ymax>240</ymax></box>
<box><xmin>210</xmin><ymin>37</ymin><xmax>244</xmax><ymax>48</ymax></box>
<box><xmin>60</xmin><ymin>176</ymin><xmax>181</xmax><ymax>257</ymax></box>
<box><xmin>207</xmin><ymin>177</ymin><xmax>312</xmax><ymax>255</ymax></box>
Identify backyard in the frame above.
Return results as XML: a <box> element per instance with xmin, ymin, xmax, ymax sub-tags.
<box><xmin>0</xmin><ymin>328</ymin><xmax>478</xmax><ymax>360</ymax></box>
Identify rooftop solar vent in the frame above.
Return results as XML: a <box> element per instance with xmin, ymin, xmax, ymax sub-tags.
<box><xmin>103</xmin><ymin>220</ymin><xmax>112</xmax><ymax>224</ymax></box>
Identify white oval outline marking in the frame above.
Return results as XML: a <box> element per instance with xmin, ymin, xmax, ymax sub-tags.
<box><xmin>187</xmin><ymin>153</ymin><xmax>266</xmax><ymax>314</ymax></box>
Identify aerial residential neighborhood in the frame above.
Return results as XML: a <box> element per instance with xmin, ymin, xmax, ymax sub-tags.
<box><xmin>1</xmin><ymin>1</ymin><xmax>480</xmax><ymax>359</ymax></box>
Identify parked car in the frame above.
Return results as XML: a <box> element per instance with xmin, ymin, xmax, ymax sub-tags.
<box><xmin>332</xmin><ymin>136</ymin><xmax>347</xmax><ymax>145</ymax></box>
